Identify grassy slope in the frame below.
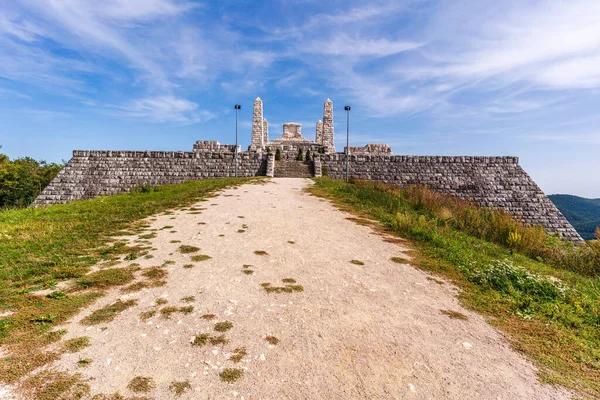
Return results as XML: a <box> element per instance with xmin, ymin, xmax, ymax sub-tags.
<box><xmin>0</xmin><ymin>178</ymin><xmax>254</xmax><ymax>387</ymax></box>
<box><xmin>309</xmin><ymin>178</ymin><xmax>600</xmax><ymax>398</ymax></box>
<box><xmin>549</xmin><ymin>194</ymin><xmax>600</xmax><ymax>240</ymax></box>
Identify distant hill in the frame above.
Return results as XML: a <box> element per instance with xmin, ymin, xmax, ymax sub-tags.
<box><xmin>548</xmin><ymin>194</ymin><xmax>600</xmax><ymax>240</ymax></box>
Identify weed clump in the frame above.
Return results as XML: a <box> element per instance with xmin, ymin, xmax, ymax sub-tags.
<box><xmin>214</xmin><ymin>321</ymin><xmax>233</xmax><ymax>332</ymax></box>
<box><xmin>140</xmin><ymin>310</ymin><xmax>156</xmax><ymax>321</ymax></box>
<box><xmin>192</xmin><ymin>333</ymin><xmax>210</xmax><ymax>347</ymax></box>
<box><xmin>77</xmin><ymin>358</ymin><xmax>92</xmax><ymax>367</ymax></box>
<box><xmin>191</xmin><ymin>255</ymin><xmax>211</xmax><ymax>262</ymax></box>
<box><xmin>181</xmin><ymin>296</ymin><xmax>195</xmax><ymax>303</ymax></box>
<box><xmin>219</xmin><ymin>368</ymin><xmax>243</xmax><ymax>383</ymax></box>
<box><xmin>254</xmin><ymin>250</ymin><xmax>268</xmax><ymax>256</ymax></box>
<box><xmin>350</xmin><ymin>260</ymin><xmax>364</xmax><ymax>265</ymax></box>
<box><xmin>201</xmin><ymin>313</ymin><xmax>216</xmax><ymax>320</ymax></box>
<box><xmin>179</xmin><ymin>245</ymin><xmax>200</xmax><ymax>254</ymax></box>
<box><xmin>160</xmin><ymin>306</ymin><xmax>180</xmax><ymax>319</ymax></box>
<box><xmin>391</xmin><ymin>257</ymin><xmax>409</xmax><ymax>264</ymax></box>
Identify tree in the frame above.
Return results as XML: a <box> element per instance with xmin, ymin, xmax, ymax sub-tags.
<box><xmin>0</xmin><ymin>148</ymin><xmax>64</xmax><ymax>208</ymax></box>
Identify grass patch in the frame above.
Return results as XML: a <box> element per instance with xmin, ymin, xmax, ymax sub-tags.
<box><xmin>229</xmin><ymin>347</ymin><xmax>247</xmax><ymax>363</ymax></box>
<box><xmin>156</xmin><ymin>298</ymin><xmax>168</xmax><ymax>305</ymax></box>
<box><xmin>263</xmin><ymin>283</ymin><xmax>304</xmax><ymax>294</ymax></box>
<box><xmin>191</xmin><ymin>255</ymin><xmax>211</xmax><ymax>262</ymax></box>
<box><xmin>237</xmin><ymin>229</ymin><xmax>246</xmax><ymax>233</ymax></box>
<box><xmin>21</xmin><ymin>370</ymin><xmax>90</xmax><ymax>400</ymax></box>
<box><xmin>179</xmin><ymin>306</ymin><xmax>194</xmax><ymax>314</ymax></box>
<box><xmin>138</xmin><ymin>233</ymin><xmax>156</xmax><ymax>240</ymax></box>
<box><xmin>127</xmin><ymin>376</ymin><xmax>155</xmax><ymax>393</ymax></box>
<box><xmin>391</xmin><ymin>256</ymin><xmax>409</xmax><ymax>264</ymax></box>
<box><xmin>214</xmin><ymin>321</ymin><xmax>233</xmax><ymax>332</ymax></box>
<box><xmin>201</xmin><ymin>313</ymin><xmax>216</xmax><ymax>320</ymax></box>
<box><xmin>169</xmin><ymin>380</ymin><xmax>192</xmax><ymax>396</ymax></box>
<box><xmin>281</xmin><ymin>278</ymin><xmax>296</xmax><ymax>283</ymax></box>
<box><xmin>80</xmin><ymin>299</ymin><xmax>137</xmax><ymax>325</ymax></box>
<box><xmin>181</xmin><ymin>296</ymin><xmax>195</xmax><ymax>303</ymax></box>
<box><xmin>265</xmin><ymin>335</ymin><xmax>280</xmax><ymax>345</ymax></box>
<box><xmin>179</xmin><ymin>245</ymin><xmax>200</xmax><ymax>254</ymax></box>
<box><xmin>161</xmin><ymin>225</ymin><xmax>174</xmax><ymax>230</ymax></box>
<box><xmin>192</xmin><ymin>333</ymin><xmax>209</xmax><ymax>347</ymax></box>
<box><xmin>309</xmin><ymin>177</ymin><xmax>600</xmax><ymax>397</ymax></box>
<box><xmin>170</xmin><ymin>240</ymin><xmax>182</xmax><ymax>243</ymax></box>
<box><xmin>73</xmin><ymin>267</ymin><xmax>136</xmax><ymax>291</ymax></box>
<box><xmin>242</xmin><ymin>269</ymin><xmax>254</xmax><ymax>275</ymax></box>
<box><xmin>159</xmin><ymin>306</ymin><xmax>179</xmax><ymax>319</ymax></box>
<box><xmin>64</xmin><ymin>336</ymin><xmax>91</xmax><ymax>353</ymax></box>
<box><xmin>142</xmin><ymin>266</ymin><xmax>168</xmax><ymax>280</ymax></box>
<box><xmin>183</xmin><ymin>264</ymin><xmax>194</xmax><ymax>269</ymax></box>
<box><xmin>254</xmin><ymin>250</ymin><xmax>268</xmax><ymax>256</ymax></box>
<box><xmin>440</xmin><ymin>309</ymin><xmax>469</xmax><ymax>320</ymax></box>
<box><xmin>139</xmin><ymin>310</ymin><xmax>156</xmax><ymax>321</ymax></box>
<box><xmin>350</xmin><ymin>260</ymin><xmax>364</xmax><ymax>265</ymax></box>
<box><xmin>210</xmin><ymin>334</ymin><xmax>229</xmax><ymax>346</ymax></box>
<box><xmin>219</xmin><ymin>368</ymin><xmax>243</xmax><ymax>383</ymax></box>
<box><xmin>77</xmin><ymin>358</ymin><xmax>92</xmax><ymax>367</ymax></box>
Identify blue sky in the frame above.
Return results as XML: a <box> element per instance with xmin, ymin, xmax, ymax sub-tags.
<box><xmin>1</xmin><ymin>0</ymin><xmax>599</xmax><ymax>197</ymax></box>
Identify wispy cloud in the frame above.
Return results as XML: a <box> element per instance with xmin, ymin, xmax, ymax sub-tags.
<box><xmin>113</xmin><ymin>96</ymin><xmax>216</xmax><ymax>124</ymax></box>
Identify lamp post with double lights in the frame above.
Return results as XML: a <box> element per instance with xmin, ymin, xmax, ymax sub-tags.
<box><xmin>344</xmin><ymin>105</ymin><xmax>351</xmax><ymax>182</ymax></box>
<box><xmin>234</xmin><ymin>104</ymin><xmax>241</xmax><ymax>177</ymax></box>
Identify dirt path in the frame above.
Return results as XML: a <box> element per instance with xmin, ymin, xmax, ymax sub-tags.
<box><xmin>47</xmin><ymin>178</ymin><xmax>570</xmax><ymax>399</ymax></box>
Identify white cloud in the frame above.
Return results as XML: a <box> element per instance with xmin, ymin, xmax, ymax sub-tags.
<box><xmin>303</xmin><ymin>34</ymin><xmax>423</xmax><ymax>57</ymax></box>
<box><xmin>116</xmin><ymin>96</ymin><xmax>216</xmax><ymax>124</ymax></box>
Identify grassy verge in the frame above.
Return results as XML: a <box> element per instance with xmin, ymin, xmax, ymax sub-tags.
<box><xmin>0</xmin><ymin>177</ymin><xmax>255</xmax><ymax>387</ymax></box>
<box><xmin>309</xmin><ymin>178</ymin><xmax>600</xmax><ymax>398</ymax></box>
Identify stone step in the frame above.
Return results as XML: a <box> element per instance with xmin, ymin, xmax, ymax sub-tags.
<box><xmin>274</xmin><ymin>160</ymin><xmax>314</xmax><ymax>178</ymax></box>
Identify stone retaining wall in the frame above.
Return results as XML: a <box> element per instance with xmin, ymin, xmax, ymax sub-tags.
<box><xmin>34</xmin><ymin>150</ymin><xmax>267</xmax><ymax>206</ymax></box>
<box><xmin>318</xmin><ymin>154</ymin><xmax>582</xmax><ymax>241</ymax></box>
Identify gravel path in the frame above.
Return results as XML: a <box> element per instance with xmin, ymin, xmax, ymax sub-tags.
<box><xmin>48</xmin><ymin>178</ymin><xmax>570</xmax><ymax>399</ymax></box>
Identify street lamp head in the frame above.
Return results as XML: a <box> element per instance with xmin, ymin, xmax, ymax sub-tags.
<box><xmin>234</xmin><ymin>104</ymin><xmax>241</xmax><ymax>110</ymax></box>
<box><xmin>344</xmin><ymin>105</ymin><xmax>351</xmax><ymax>111</ymax></box>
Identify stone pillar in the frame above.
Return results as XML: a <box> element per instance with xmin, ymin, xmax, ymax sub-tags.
<box><xmin>266</xmin><ymin>152</ymin><xmax>275</xmax><ymax>177</ymax></box>
<box><xmin>251</xmin><ymin>97</ymin><xmax>264</xmax><ymax>150</ymax></box>
<box><xmin>263</xmin><ymin>119</ymin><xmax>269</xmax><ymax>145</ymax></box>
<box><xmin>322</xmin><ymin>99</ymin><xmax>335</xmax><ymax>152</ymax></box>
<box><xmin>315</xmin><ymin>120</ymin><xmax>323</xmax><ymax>145</ymax></box>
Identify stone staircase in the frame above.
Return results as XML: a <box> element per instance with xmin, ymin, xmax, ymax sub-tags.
<box><xmin>273</xmin><ymin>160</ymin><xmax>314</xmax><ymax>178</ymax></box>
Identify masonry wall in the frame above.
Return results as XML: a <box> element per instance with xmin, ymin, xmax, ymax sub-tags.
<box><xmin>34</xmin><ymin>150</ymin><xmax>267</xmax><ymax>206</ymax></box>
<box><xmin>319</xmin><ymin>154</ymin><xmax>582</xmax><ymax>241</ymax></box>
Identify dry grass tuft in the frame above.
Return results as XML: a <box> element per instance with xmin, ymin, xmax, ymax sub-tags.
<box><xmin>127</xmin><ymin>376</ymin><xmax>155</xmax><ymax>393</ymax></box>
<box><xmin>191</xmin><ymin>254</ymin><xmax>211</xmax><ymax>262</ymax></box>
<box><xmin>350</xmin><ymin>260</ymin><xmax>365</xmax><ymax>265</ymax></box>
<box><xmin>440</xmin><ymin>309</ymin><xmax>469</xmax><ymax>320</ymax></box>
<box><xmin>265</xmin><ymin>335</ymin><xmax>280</xmax><ymax>345</ymax></box>
<box><xmin>179</xmin><ymin>245</ymin><xmax>200</xmax><ymax>254</ymax></box>
<box><xmin>169</xmin><ymin>380</ymin><xmax>192</xmax><ymax>396</ymax></box>
<box><xmin>254</xmin><ymin>250</ymin><xmax>268</xmax><ymax>256</ymax></box>
<box><xmin>201</xmin><ymin>313</ymin><xmax>216</xmax><ymax>320</ymax></box>
<box><xmin>64</xmin><ymin>336</ymin><xmax>91</xmax><ymax>353</ymax></box>
<box><xmin>229</xmin><ymin>347</ymin><xmax>247</xmax><ymax>363</ymax></box>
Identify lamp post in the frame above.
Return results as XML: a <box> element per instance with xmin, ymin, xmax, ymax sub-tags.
<box><xmin>344</xmin><ymin>105</ymin><xmax>351</xmax><ymax>182</ymax></box>
<box><xmin>234</xmin><ymin>104</ymin><xmax>241</xmax><ymax>177</ymax></box>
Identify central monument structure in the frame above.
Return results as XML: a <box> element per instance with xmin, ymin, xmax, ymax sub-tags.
<box><xmin>33</xmin><ymin>96</ymin><xmax>581</xmax><ymax>241</ymax></box>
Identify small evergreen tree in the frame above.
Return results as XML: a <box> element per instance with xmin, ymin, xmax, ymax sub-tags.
<box><xmin>275</xmin><ymin>148</ymin><xmax>281</xmax><ymax>161</ymax></box>
<box><xmin>296</xmin><ymin>148</ymin><xmax>303</xmax><ymax>161</ymax></box>
<box><xmin>305</xmin><ymin>150</ymin><xmax>311</xmax><ymax>162</ymax></box>
<box><xmin>266</xmin><ymin>147</ymin><xmax>271</xmax><ymax>153</ymax></box>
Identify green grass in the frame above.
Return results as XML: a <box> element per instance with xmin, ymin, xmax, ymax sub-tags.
<box><xmin>63</xmin><ymin>336</ymin><xmax>91</xmax><ymax>353</ymax></box>
<box><xmin>0</xmin><ymin>178</ymin><xmax>254</xmax><ymax>386</ymax></box>
<box><xmin>80</xmin><ymin>300</ymin><xmax>137</xmax><ymax>325</ymax></box>
<box><xmin>178</xmin><ymin>245</ymin><xmax>200</xmax><ymax>254</ymax></box>
<box><xmin>309</xmin><ymin>177</ymin><xmax>600</xmax><ymax>397</ymax></box>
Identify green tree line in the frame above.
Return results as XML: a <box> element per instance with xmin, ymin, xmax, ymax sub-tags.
<box><xmin>0</xmin><ymin>146</ymin><xmax>64</xmax><ymax>208</ymax></box>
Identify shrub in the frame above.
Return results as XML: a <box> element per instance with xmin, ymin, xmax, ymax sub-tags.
<box><xmin>296</xmin><ymin>149</ymin><xmax>303</xmax><ymax>161</ymax></box>
<box><xmin>275</xmin><ymin>148</ymin><xmax>281</xmax><ymax>161</ymax></box>
<box><xmin>266</xmin><ymin>147</ymin><xmax>271</xmax><ymax>153</ymax></box>
<box><xmin>305</xmin><ymin>150</ymin><xmax>311</xmax><ymax>162</ymax></box>
<box><xmin>321</xmin><ymin>165</ymin><xmax>328</xmax><ymax>176</ymax></box>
